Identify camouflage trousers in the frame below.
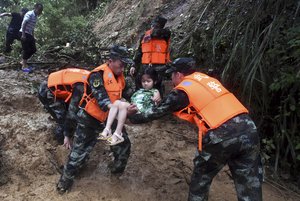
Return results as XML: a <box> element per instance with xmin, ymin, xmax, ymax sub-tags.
<box><xmin>60</xmin><ymin>109</ymin><xmax>131</xmax><ymax>184</ymax></box>
<box><xmin>188</xmin><ymin>114</ymin><xmax>262</xmax><ymax>201</ymax></box>
<box><xmin>38</xmin><ymin>81</ymin><xmax>67</xmax><ymax>141</ymax></box>
<box><xmin>38</xmin><ymin>81</ymin><xmax>68</xmax><ymax>123</ymax></box>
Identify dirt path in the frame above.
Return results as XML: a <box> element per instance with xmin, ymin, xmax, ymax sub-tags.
<box><xmin>0</xmin><ymin>69</ymin><xmax>299</xmax><ymax>201</ymax></box>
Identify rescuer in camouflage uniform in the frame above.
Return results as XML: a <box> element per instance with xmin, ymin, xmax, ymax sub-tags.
<box><xmin>56</xmin><ymin>46</ymin><xmax>135</xmax><ymax>193</ymax></box>
<box><xmin>38</xmin><ymin>80</ymin><xmax>81</xmax><ymax>144</ymax></box>
<box><xmin>130</xmin><ymin>16</ymin><xmax>171</xmax><ymax>96</ymax></box>
<box><xmin>129</xmin><ymin>58</ymin><xmax>262</xmax><ymax>201</ymax></box>
<box><xmin>39</xmin><ymin>68</ymin><xmax>136</xmax><ymax>146</ymax></box>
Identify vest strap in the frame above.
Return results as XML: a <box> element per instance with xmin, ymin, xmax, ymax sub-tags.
<box><xmin>193</xmin><ymin>116</ymin><xmax>209</xmax><ymax>151</ymax></box>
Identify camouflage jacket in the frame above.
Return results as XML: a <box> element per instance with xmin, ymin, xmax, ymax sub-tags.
<box><xmin>63</xmin><ymin>83</ymin><xmax>84</xmax><ymax>137</ymax></box>
<box><xmin>74</xmin><ymin>70</ymin><xmax>134</xmax><ymax>128</ymax></box>
<box><xmin>88</xmin><ymin>71</ymin><xmax>133</xmax><ymax>110</ymax></box>
<box><xmin>129</xmin><ymin>88</ymin><xmax>257</xmax><ymax>145</ymax></box>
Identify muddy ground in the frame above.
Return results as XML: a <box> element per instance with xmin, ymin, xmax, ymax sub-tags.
<box><xmin>0</xmin><ymin>69</ymin><xmax>299</xmax><ymax>201</ymax></box>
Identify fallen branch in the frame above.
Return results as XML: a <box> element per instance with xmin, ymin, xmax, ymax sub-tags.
<box><xmin>0</xmin><ymin>61</ymin><xmax>69</xmax><ymax>70</ymax></box>
<box><xmin>265</xmin><ymin>177</ymin><xmax>300</xmax><ymax>199</ymax></box>
<box><xmin>0</xmin><ymin>62</ymin><xmax>20</xmax><ymax>70</ymax></box>
<box><xmin>27</xmin><ymin>61</ymin><xmax>58</xmax><ymax>64</ymax></box>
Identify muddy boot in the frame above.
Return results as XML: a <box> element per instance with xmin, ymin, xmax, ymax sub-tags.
<box><xmin>56</xmin><ymin>175</ymin><xmax>73</xmax><ymax>194</ymax></box>
<box><xmin>54</xmin><ymin>124</ymin><xmax>64</xmax><ymax>144</ymax></box>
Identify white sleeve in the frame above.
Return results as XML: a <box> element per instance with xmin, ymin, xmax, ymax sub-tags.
<box><xmin>22</xmin><ymin>12</ymin><xmax>31</xmax><ymax>23</ymax></box>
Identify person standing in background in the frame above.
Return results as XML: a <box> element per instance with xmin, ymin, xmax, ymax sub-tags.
<box><xmin>131</xmin><ymin>16</ymin><xmax>171</xmax><ymax>96</ymax></box>
<box><xmin>0</xmin><ymin>8</ymin><xmax>28</xmax><ymax>53</ymax></box>
<box><xmin>19</xmin><ymin>3</ymin><xmax>43</xmax><ymax>70</ymax></box>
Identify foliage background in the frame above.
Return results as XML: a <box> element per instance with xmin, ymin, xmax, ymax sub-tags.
<box><xmin>0</xmin><ymin>0</ymin><xmax>107</xmax><ymax>64</ymax></box>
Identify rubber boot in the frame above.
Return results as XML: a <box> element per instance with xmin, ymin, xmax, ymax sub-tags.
<box><xmin>56</xmin><ymin>175</ymin><xmax>73</xmax><ymax>194</ymax></box>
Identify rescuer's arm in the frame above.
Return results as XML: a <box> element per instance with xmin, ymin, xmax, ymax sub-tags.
<box><xmin>132</xmin><ymin>34</ymin><xmax>145</xmax><ymax>74</ymax></box>
<box><xmin>62</xmin><ymin>83</ymin><xmax>85</xmax><ymax>149</ymax></box>
<box><xmin>88</xmin><ymin>71</ymin><xmax>112</xmax><ymax>111</ymax></box>
<box><xmin>0</xmin><ymin>12</ymin><xmax>12</xmax><ymax>17</ymax></box>
<box><xmin>63</xmin><ymin>83</ymin><xmax>84</xmax><ymax>138</ymax></box>
<box><xmin>128</xmin><ymin>89</ymin><xmax>189</xmax><ymax>123</ymax></box>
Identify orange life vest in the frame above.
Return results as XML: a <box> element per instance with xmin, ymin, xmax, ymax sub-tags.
<box><xmin>47</xmin><ymin>68</ymin><xmax>90</xmax><ymax>102</ymax></box>
<box><xmin>141</xmin><ymin>29</ymin><xmax>171</xmax><ymax>64</ymax></box>
<box><xmin>80</xmin><ymin>63</ymin><xmax>125</xmax><ymax>123</ymax></box>
<box><xmin>174</xmin><ymin>72</ymin><xmax>249</xmax><ymax>150</ymax></box>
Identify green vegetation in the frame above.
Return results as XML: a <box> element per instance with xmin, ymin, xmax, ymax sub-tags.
<box><xmin>0</xmin><ymin>0</ymin><xmax>108</xmax><ymax>64</ymax></box>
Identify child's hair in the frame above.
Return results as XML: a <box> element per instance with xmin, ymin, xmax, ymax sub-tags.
<box><xmin>136</xmin><ymin>67</ymin><xmax>159</xmax><ymax>89</ymax></box>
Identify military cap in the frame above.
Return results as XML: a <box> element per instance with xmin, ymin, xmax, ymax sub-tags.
<box><xmin>166</xmin><ymin>58</ymin><xmax>196</xmax><ymax>74</ymax></box>
<box><xmin>110</xmin><ymin>45</ymin><xmax>133</xmax><ymax>64</ymax></box>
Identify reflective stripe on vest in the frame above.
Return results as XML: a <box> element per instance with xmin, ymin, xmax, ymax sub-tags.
<box><xmin>80</xmin><ymin>63</ymin><xmax>125</xmax><ymax>122</ymax></box>
<box><xmin>141</xmin><ymin>29</ymin><xmax>170</xmax><ymax>64</ymax></box>
<box><xmin>173</xmin><ymin>72</ymin><xmax>249</xmax><ymax>150</ymax></box>
<box><xmin>47</xmin><ymin>68</ymin><xmax>90</xmax><ymax>102</ymax></box>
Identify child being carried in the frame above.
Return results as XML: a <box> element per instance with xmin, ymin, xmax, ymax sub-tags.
<box><xmin>98</xmin><ymin>67</ymin><xmax>161</xmax><ymax>145</ymax></box>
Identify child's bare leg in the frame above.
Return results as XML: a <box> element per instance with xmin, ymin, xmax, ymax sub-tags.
<box><xmin>114</xmin><ymin>102</ymin><xmax>130</xmax><ymax>135</ymax></box>
<box><xmin>98</xmin><ymin>101</ymin><xmax>124</xmax><ymax>140</ymax></box>
<box><xmin>20</xmin><ymin>59</ymin><xmax>28</xmax><ymax>69</ymax></box>
<box><xmin>105</xmin><ymin>100</ymin><xmax>121</xmax><ymax>129</ymax></box>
